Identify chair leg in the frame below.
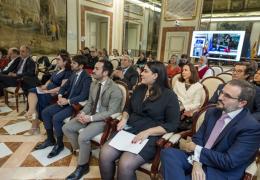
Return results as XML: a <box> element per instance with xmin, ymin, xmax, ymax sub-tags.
<box><xmin>15</xmin><ymin>94</ymin><xmax>19</xmax><ymax>112</ymax></box>
<box><xmin>4</xmin><ymin>90</ymin><xmax>8</xmax><ymax>105</ymax></box>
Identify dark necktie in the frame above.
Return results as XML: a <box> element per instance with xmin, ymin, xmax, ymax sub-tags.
<box><xmin>91</xmin><ymin>82</ymin><xmax>102</xmax><ymax>115</ymax></box>
<box><xmin>69</xmin><ymin>74</ymin><xmax>78</xmax><ymax>98</ymax></box>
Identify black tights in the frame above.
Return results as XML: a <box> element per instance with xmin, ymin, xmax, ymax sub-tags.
<box><xmin>99</xmin><ymin>142</ymin><xmax>146</xmax><ymax>180</ymax></box>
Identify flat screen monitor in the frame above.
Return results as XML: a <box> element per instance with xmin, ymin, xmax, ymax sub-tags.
<box><xmin>190</xmin><ymin>31</ymin><xmax>245</xmax><ymax>61</ymax></box>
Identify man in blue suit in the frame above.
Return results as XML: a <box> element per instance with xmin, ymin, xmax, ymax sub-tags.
<box><xmin>161</xmin><ymin>79</ymin><xmax>260</xmax><ymax>180</ymax></box>
<box><xmin>34</xmin><ymin>55</ymin><xmax>92</xmax><ymax>158</ymax></box>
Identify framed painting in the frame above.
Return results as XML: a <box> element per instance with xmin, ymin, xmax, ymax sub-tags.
<box><xmin>164</xmin><ymin>0</ymin><xmax>197</xmax><ymax>20</ymax></box>
<box><xmin>246</xmin><ymin>0</ymin><xmax>260</xmax><ymax>10</ymax></box>
<box><xmin>124</xmin><ymin>1</ymin><xmax>143</xmax><ymax>16</ymax></box>
<box><xmin>212</xmin><ymin>0</ymin><xmax>229</xmax><ymax>12</ymax></box>
<box><xmin>0</xmin><ymin>0</ymin><xmax>67</xmax><ymax>55</ymax></box>
<box><xmin>87</xmin><ymin>0</ymin><xmax>113</xmax><ymax>7</ymax></box>
<box><xmin>230</xmin><ymin>0</ymin><xmax>244</xmax><ymax>12</ymax></box>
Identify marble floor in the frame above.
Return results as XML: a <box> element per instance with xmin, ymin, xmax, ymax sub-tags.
<box><xmin>0</xmin><ymin>98</ymin><xmax>150</xmax><ymax>180</ymax></box>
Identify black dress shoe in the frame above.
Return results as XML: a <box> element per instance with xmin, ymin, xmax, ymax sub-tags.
<box><xmin>47</xmin><ymin>144</ymin><xmax>64</xmax><ymax>158</ymax></box>
<box><xmin>66</xmin><ymin>164</ymin><xmax>89</xmax><ymax>180</ymax></box>
<box><xmin>34</xmin><ymin>139</ymin><xmax>55</xmax><ymax>150</ymax></box>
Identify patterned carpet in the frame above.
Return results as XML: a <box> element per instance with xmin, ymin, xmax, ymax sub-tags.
<box><xmin>0</xmin><ymin>97</ymin><xmax>150</xmax><ymax>180</ymax></box>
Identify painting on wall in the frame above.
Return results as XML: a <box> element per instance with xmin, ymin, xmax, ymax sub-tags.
<box><xmin>246</xmin><ymin>0</ymin><xmax>260</xmax><ymax>10</ymax></box>
<box><xmin>0</xmin><ymin>0</ymin><xmax>67</xmax><ymax>55</ymax></box>
<box><xmin>124</xmin><ymin>1</ymin><xmax>143</xmax><ymax>16</ymax></box>
<box><xmin>164</xmin><ymin>0</ymin><xmax>197</xmax><ymax>20</ymax></box>
<box><xmin>88</xmin><ymin>0</ymin><xmax>113</xmax><ymax>7</ymax></box>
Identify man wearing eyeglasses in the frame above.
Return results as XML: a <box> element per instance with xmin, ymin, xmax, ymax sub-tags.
<box><xmin>161</xmin><ymin>79</ymin><xmax>260</xmax><ymax>180</ymax></box>
<box><xmin>209</xmin><ymin>62</ymin><xmax>260</xmax><ymax>121</ymax></box>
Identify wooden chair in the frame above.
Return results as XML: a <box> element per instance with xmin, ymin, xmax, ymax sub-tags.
<box><xmin>4</xmin><ymin>79</ymin><xmax>26</xmax><ymax>112</ymax></box>
<box><xmin>200</xmin><ymin>84</ymin><xmax>209</xmax><ymax>108</ymax></box>
<box><xmin>201</xmin><ymin>77</ymin><xmax>225</xmax><ymax>100</ymax></box>
<box><xmin>164</xmin><ymin>105</ymin><xmax>260</xmax><ymax>180</ymax></box>
<box><xmin>211</xmin><ymin>66</ymin><xmax>223</xmax><ymax>76</ymax></box>
<box><xmin>217</xmin><ymin>72</ymin><xmax>232</xmax><ymax>83</ymax></box>
<box><xmin>110</xmin><ymin>59</ymin><xmax>120</xmax><ymax>70</ymax></box>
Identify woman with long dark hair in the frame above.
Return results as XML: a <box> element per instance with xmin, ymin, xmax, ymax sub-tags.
<box><xmin>24</xmin><ymin>50</ymin><xmax>72</xmax><ymax>135</ymax></box>
<box><xmin>99</xmin><ymin>61</ymin><xmax>180</xmax><ymax>180</ymax></box>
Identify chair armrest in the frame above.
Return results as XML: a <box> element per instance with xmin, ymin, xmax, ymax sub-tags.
<box><xmin>71</xmin><ymin>103</ymin><xmax>83</xmax><ymax>116</ymax></box>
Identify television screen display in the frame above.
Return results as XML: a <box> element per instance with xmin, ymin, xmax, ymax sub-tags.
<box><xmin>190</xmin><ymin>31</ymin><xmax>245</xmax><ymax>61</ymax></box>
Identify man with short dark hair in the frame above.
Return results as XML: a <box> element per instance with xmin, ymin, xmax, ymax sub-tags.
<box><xmin>1</xmin><ymin>47</ymin><xmax>21</xmax><ymax>74</ymax></box>
<box><xmin>112</xmin><ymin>55</ymin><xmax>139</xmax><ymax>90</ymax></box>
<box><xmin>63</xmin><ymin>60</ymin><xmax>123</xmax><ymax>180</ymax></box>
<box><xmin>34</xmin><ymin>55</ymin><xmax>92</xmax><ymax>158</ymax></box>
<box><xmin>209</xmin><ymin>62</ymin><xmax>260</xmax><ymax>121</ymax></box>
<box><xmin>161</xmin><ymin>79</ymin><xmax>260</xmax><ymax>180</ymax></box>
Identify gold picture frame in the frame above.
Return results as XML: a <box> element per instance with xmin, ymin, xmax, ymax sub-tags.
<box><xmin>164</xmin><ymin>0</ymin><xmax>197</xmax><ymax>20</ymax></box>
<box><xmin>87</xmin><ymin>0</ymin><xmax>113</xmax><ymax>7</ymax></box>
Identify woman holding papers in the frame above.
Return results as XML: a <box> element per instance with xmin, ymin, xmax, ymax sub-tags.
<box><xmin>99</xmin><ymin>61</ymin><xmax>180</xmax><ymax>180</ymax></box>
<box><xmin>24</xmin><ymin>50</ymin><xmax>72</xmax><ymax>135</ymax></box>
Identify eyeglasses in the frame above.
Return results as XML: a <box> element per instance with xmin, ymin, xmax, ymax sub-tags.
<box><xmin>232</xmin><ymin>68</ymin><xmax>244</xmax><ymax>74</ymax></box>
<box><xmin>217</xmin><ymin>90</ymin><xmax>240</xmax><ymax>100</ymax></box>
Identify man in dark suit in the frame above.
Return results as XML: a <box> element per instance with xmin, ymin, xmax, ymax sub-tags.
<box><xmin>112</xmin><ymin>55</ymin><xmax>139</xmax><ymax>90</ymax></box>
<box><xmin>1</xmin><ymin>47</ymin><xmax>21</xmax><ymax>74</ymax></box>
<box><xmin>34</xmin><ymin>55</ymin><xmax>92</xmax><ymax>158</ymax></box>
<box><xmin>161</xmin><ymin>79</ymin><xmax>260</xmax><ymax>180</ymax></box>
<box><xmin>0</xmin><ymin>45</ymin><xmax>36</xmax><ymax>95</ymax></box>
<box><xmin>209</xmin><ymin>62</ymin><xmax>260</xmax><ymax>121</ymax></box>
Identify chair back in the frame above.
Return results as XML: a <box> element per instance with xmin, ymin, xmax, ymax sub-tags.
<box><xmin>111</xmin><ymin>59</ymin><xmax>120</xmax><ymax>70</ymax></box>
<box><xmin>207</xmin><ymin>67</ymin><xmax>215</xmax><ymax>77</ymax></box>
<box><xmin>201</xmin><ymin>77</ymin><xmax>225</xmax><ymax>99</ymax></box>
<box><xmin>200</xmin><ymin>84</ymin><xmax>209</xmax><ymax>108</ymax></box>
<box><xmin>217</xmin><ymin>72</ymin><xmax>232</xmax><ymax>83</ymax></box>
<box><xmin>115</xmin><ymin>80</ymin><xmax>129</xmax><ymax>111</ymax></box>
<box><xmin>211</xmin><ymin>66</ymin><xmax>223</xmax><ymax>76</ymax></box>
<box><xmin>171</xmin><ymin>73</ymin><xmax>181</xmax><ymax>88</ymax></box>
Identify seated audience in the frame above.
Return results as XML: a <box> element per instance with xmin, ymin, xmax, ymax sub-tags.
<box><xmin>198</xmin><ymin>56</ymin><xmax>213</xmax><ymax>79</ymax></box>
<box><xmin>99</xmin><ymin>61</ymin><xmax>180</xmax><ymax>180</ymax></box>
<box><xmin>136</xmin><ymin>52</ymin><xmax>147</xmax><ymax>68</ymax></box>
<box><xmin>178</xmin><ymin>54</ymin><xmax>189</xmax><ymax>68</ymax></box>
<box><xmin>63</xmin><ymin>60</ymin><xmax>122</xmax><ymax>180</ymax></box>
<box><xmin>0</xmin><ymin>45</ymin><xmax>36</xmax><ymax>96</ymax></box>
<box><xmin>112</xmin><ymin>55</ymin><xmax>139</xmax><ymax>90</ymax></box>
<box><xmin>34</xmin><ymin>55</ymin><xmax>92</xmax><ymax>158</ymax></box>
<box><xmin>82</xmin><ymin>47</ymin><xmax>91</xmax><ymax>60</ymax></box>
<box><xmin>161</xmin><ymin>80</ymin><xmax>260</xmax><ymax>180</ymax></box>
<box><xmin>1</xmin><ymin>47</ymin><xmax>21</xmax><ymax>74</ymax></box>
<box><xmin>0</xmin><ymin>47</ymin><xmax>9</xmax><ymax>69</ymax></box>
<box><xmin>112</xmin><ymin>49</ymin><xmax>119</xmax><ymax>57</ymax></box>
<box><xmin>174</xmin><ymin>63</ymin><xmax>203</xmax><ymax>130</ymax></box>
<box><xmin>102</xmin><ymin>48</ymin><xmax>109</xmax><ymax>61</ymax></box>
<box><xmin>209</xmin><ymin>62</ymin><xmax>260</xmax><ymax>121</ymax></box>
<box><xmin>24</xmin><ymin>50</ymin><xmax>72</xmax><ymax>135</ymax></box>
<box><xmin>166</xmin><ymin>54</ymin><xmax>181</xmax><ymax>78</ymax></box>
<box><xmin>86</xmin><ymin>47</ymin><xmax>98</xmax><ymax>71</ymax></box>
<box><xmin>253</xmin><ymin>69</ymin><xmax>260</xmax><ymax>87</ymax></box>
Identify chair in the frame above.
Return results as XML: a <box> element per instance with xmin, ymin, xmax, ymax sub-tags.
<box><xmin>211</xmin><ymin>66</ymin><xmax>223</xmax><ymax>76</ymax></box>
<box><xmin>201</xmin><ymin>77</ymin><xmax>225</xmax><ymax>100</ymax></box>
<box><xmin>200</xmin><ymin>84</ymin><xmax>209</xmax><ymax>108</ymax></box>
<box><xmin>164</xmin><ymin>105</ymin><xmax>260</xmax><ymax>180</ymax></box>
<box><xmin>171</xmin><ymin>73</ymin><xmax>181</xmax><ymax>88</ymax></box>
<box><xmin>110</xmin><ymin>59</ymin><xmax>120</xmax><ymax>70</ymax></box>
<box><xmin>217</xmin><ymin>72</ymin><xmax>232</xmax><ymax>83</ymax></box>
<box><xmin>4</xmin><ymin>79</ymin><xmax>26</xmax><ymax>112</ymax></box>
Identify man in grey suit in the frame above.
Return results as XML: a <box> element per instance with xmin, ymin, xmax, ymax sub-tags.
<box><xmin>63</xmin><ymin>60</ymin><xmax>123</xmax><ymax>180</ymax></box>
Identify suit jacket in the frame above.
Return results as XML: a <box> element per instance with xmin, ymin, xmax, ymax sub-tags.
<box><xmin>82</xmin><ymin>78</ymin><xmax>123</xmax><ymax>121</ymax></box>
<box><xmin>113</xmin><ymin>66</ymin><xmax>139</xmax><ymax>90</ymax></box>
<box><xmin>1</xmin><ymin>57</ymin><xmax>21</xmax><ymax>74</ymax></box>
<box><xmin>14</xmin><ymin>56</ymin><xmax>36</xmax><ymax>77</ymax></box>
<box><xmin>174</xmin><ymin>80</ymin><xmax>203</xmax><ymax>111</ymax></box>
<box><xmin>192</xmin><ymin>107</ymin><xmax>260</xmax><ymax>180</ymax></box>
<box><xmin>59</xmin><ymin>70</ymin><xmax>92</xmax><ymax>105</ymax></box>
<box><xmin>209</xmin><ymin>83</ymin><xmax>260</xmax><ymax>121</ymax></box>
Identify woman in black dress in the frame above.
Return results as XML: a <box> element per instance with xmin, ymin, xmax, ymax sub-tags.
<box><xmin>99</xmin><ymin>61</ymin><xmax>180</xmax><ymax>180</ymax></box>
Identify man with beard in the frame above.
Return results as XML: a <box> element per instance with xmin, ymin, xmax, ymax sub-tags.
<box><xmin>161</xmin><ymin>79</ymin><xmax>260</xmax><ymax>180</ymax></box>
<box><xmin>209</xmin><ymin>62</ymin><xmax>260</xmax><ymax>121</ymax></box>
<box><xmin>63</xmin><ymin>60</ymin><xmax>123</xmax><ymax>180</ymax></box>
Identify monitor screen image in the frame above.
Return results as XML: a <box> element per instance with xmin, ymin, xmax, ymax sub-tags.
<box><xmin>190</xmin><ymin>31</ymin><xmax>245</xmax><ymax>61</ymax></box>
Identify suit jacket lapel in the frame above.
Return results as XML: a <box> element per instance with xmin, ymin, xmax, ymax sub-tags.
<box><xmin>212</xmin><ymin>109</ymin><xmax>246</xmax><ymax>148</ymax></box>
<box><xmin>100</xmin><ymin>79</ymin><xmax>111</xmax><ymax>98</ymax></box>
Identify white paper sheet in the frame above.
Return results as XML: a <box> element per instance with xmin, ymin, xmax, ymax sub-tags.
<box><xmin>109</xmin><ymin>130</ymin><xmax>149</xmax><ymax>154</ymax></box>
<box><xmin>31</xmin><ymin>146</ymin><xmax>71</xmax><ymax>166</ymax></box>
<box><xmin>0</xmin><ymin>143</ymin><xmax>13</xmax><ymax>158</ymax></box>
<box><xmin>0</xmin><ymin>106</ymin><xmax>13</xmax><ymax>114</ymax></box>
<box><xmin>3</xmin><ymin>121</ymin><xmax>32</xmax><ymax>135</ymax></box>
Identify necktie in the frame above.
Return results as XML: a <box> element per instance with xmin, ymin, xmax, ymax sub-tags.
<box><xmin>91</xmin><ymin>83</ymin><xmax>102</xmax><ymax>115</ymax></box>
<box><xmin>204</xmin><ymin>113</ymin><xmax>229</xmax><ymax>149</ymax></box>
<box><xmin>69</xmin><ymin>74</ymin><xmax>78</xmax><ymax>98</ymax></box>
